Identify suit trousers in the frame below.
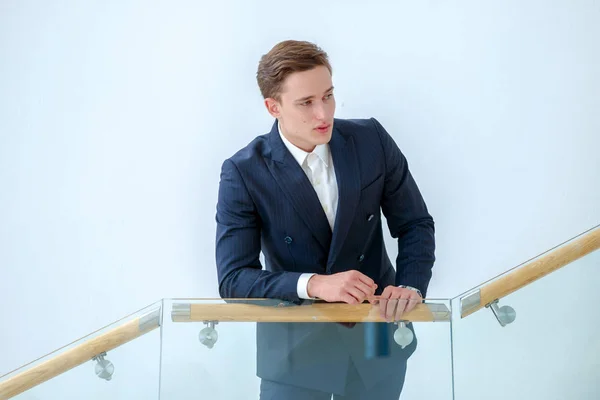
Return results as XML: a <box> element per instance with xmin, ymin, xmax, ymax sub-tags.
<box><xmin>259</xmin><ymin>358</ymin><xmax>407</xmax><ymax>400</ymax></box>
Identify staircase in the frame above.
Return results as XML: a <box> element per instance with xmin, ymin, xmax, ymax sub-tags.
<box><xmin>1</xmin><ymin>225</ymin><xmax>599</xmax><ymax>399</ymax></box>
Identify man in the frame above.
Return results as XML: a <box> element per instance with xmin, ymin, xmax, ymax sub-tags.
<box><xmin>215</xmin><ymin>40</ymin><xmax>435</xmax><ymax>399</ymax></box>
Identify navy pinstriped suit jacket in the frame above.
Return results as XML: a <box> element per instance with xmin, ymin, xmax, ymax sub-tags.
<box><xmin>215</xmin><ymin>117</ymin><xmax>435</xmax><ymax>394</ymax></box>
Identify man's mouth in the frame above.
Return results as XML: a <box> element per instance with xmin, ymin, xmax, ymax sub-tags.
<box><xmin>315</xmin><ymin>124</ymin><xmax>331</xmax><ymax>133</ymax></box>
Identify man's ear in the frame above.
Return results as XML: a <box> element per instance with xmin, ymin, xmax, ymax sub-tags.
<box><xmin>264</xmin><ymin>98</ymin><xmax>281</xmax><ymax>119</ymax></box>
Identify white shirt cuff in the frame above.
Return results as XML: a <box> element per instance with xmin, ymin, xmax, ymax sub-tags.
<box><xmin>297</xmin><ymin>273</ymin><xmax>317</xmax><ymax>299</ymax></box>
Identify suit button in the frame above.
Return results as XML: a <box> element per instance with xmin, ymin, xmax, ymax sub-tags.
<box><xmin>358</xmin><ymin>254</ymin><xmax>365</xmax><ymax>262</ymax></box>
<box><xmin>284</xmin><ymin>236</ymin><xmax>293</xmax><ymax>244</ymax></box>
<box><xmin>367</xmin><ymin>214</ymin><xmax>375</xmax><ymax>222</ymax></box>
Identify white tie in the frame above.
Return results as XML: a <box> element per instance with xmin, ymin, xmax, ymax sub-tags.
<box><xmin>306</xmin><ymin>153</ymin><xmax>336</xmax><ymax>230</ymax></box>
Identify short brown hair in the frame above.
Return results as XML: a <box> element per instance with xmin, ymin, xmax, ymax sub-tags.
<box><xmin>256</xmin><ymin>40</ymin><xmax>332</xmax><ymax>100</ymax></box>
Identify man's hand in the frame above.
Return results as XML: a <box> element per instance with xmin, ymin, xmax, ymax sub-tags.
<box><xmin>370</xmin><ymin>286</ymin><xmax>422</xmax><ymax>322</ymax></box>
<box><xmin>307</xmin><ymin>271</ymin><xmax>377</xmax><ymax>304</ymax></box>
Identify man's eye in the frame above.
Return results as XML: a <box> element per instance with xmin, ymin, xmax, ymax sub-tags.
<box><xmin>302</xmin><ymin>100</ymin><xmax>312</xmax><ymax>106</ymax></box>
<box><xmin>325</xmin><ymin>93</ymin><xmax>334</xmax><ymax>99</ymax></box>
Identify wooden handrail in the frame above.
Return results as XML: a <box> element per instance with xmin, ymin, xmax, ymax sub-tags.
<box><xmin>171</xmin><ymin>301</ymin><xmax>451</xmax><ymax>323</ymax></box>
<box><xmin>461</xmin><ymin>225</ymin><xmax>600</xmax><ymax>318</ymax></box>
<box><xmin>0</xmin><ymin>308</ymin><xmax>160</xmax><ymax>400</ymax></box>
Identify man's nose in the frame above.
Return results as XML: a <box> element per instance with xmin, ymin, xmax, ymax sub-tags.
<box><xmin>313</xmin><ymin>103</ymin><xmax>326</xmax><ymax>120</ymax></box>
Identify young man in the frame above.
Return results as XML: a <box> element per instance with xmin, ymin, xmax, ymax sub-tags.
<box><xmin>215</xmin><ymin>40</ymin><xmax>435</xmax><ymax>399</ymax></box>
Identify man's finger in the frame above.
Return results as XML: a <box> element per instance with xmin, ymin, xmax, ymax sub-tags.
<box><xmin>385</xmin><ymin>298</ymin><xmax>398</xmax><ymax>322</ymax></box>
<box><xmin>378</xmin><ymin>286</ymin><xmax>393</xmax><ymax>319</ymax></box>
<box><xmin>380</xmin><ymin>285</ymin><xmax>393</xmax><ymax>298</ymax></box>
<box><xmin>342</xmin><ymin>293</ymin><xmax>359</xmax><ymax>305</ymax></box>
<box><xmin>346</xmin><ymin>286</ymin><xmax>367</xmax><ymax>304</ymax></box>
<box><xmin>354</xmin><ymin>281</ymin><xmax>376</xmax><ymax>299</ymax></box>
<box><xmin>356</xmin><ymin>272</ymin><xmax>376</xmax><ymax>288</ymax></box>
<box><xmin>378</xmin><ymin>298</ymin><xmax>387</xmax><ymax>318</ymax></box>
<box><xmin>395</xmin><ymin>298</ymin><xmax>409</xmax><ymax>321</ymax></box>
<box><xmin>405</xmin><ymin>293</ymin><xmax>421</xmax><ymax>313</ymax></box>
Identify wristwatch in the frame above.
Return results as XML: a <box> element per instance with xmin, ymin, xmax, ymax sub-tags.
<box><xmin>398</xmin><ymin>285</ymin><xmax>422</xmax><ymax>298</ymax></box>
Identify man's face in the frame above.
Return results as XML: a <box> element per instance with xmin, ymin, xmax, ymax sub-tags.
<box><xmin>266</xmin><ymin>65</ymin><xmax>336</xmax><ymax>152</ymax></box>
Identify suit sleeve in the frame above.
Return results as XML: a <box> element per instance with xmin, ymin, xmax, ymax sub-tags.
<box><xmin>215</xmin><ymin>159</ymin><xmax>303</xmax><ymax>302</ymax></box>
<box><xmin>371</xmin><ymin>118</ymin><xmax>436</xmax><ymax>298</ymax></box>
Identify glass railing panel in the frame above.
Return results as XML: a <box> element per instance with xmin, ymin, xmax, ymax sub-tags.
<box><xmin>452</xmin><ymin>248</ymin><xmax>600</xmax><ymax>400</ymax></box>
<box><xmin>0</xmin><ymin>301</ymin><xmax>162</xmax><ymax>400</ymax></box>
<box><xmin>159</xmin><ymin>298</ymin><xmax>453</xmax><ymax>399</ymax></box>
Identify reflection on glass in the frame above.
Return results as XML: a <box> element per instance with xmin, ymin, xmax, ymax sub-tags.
<box><xmin>160</xmin><ymin>299</ymin><xmax>453</xmax><ymax>399</ymax></box>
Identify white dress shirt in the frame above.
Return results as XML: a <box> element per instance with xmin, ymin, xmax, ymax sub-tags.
<box><xmin>278</xmin><ymin>123</ymin><xmax>338</xmax><ymax>299</ymax></box>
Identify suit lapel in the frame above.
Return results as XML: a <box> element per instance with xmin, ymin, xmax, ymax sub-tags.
<box><xmin>327</xmin><ymin>126</ymin><xmax>361</xmax><ymax>271</ymax></box>
<box><xmin>266</xmin><ymin>121</ymin><xmax>332</xmax><ymax>252</ymax></box>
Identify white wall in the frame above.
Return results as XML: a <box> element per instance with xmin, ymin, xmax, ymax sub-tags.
<box><xmin>1</xmin><ymin>0</ymin><xmax>599</xmax><ymax>396</ymax></box>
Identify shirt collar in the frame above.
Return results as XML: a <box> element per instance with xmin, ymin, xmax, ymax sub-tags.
<box><xmin>278</xmin><ymin>122</ymin><xmax>330</xmax><ymax>167</ymax></box>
